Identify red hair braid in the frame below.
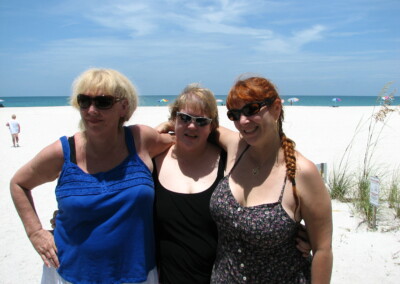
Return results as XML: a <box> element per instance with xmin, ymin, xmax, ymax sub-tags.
<box><xmin>279</xmin><ymin>118</ymin><xmax>299</xmax><ymax>214</ymax></box>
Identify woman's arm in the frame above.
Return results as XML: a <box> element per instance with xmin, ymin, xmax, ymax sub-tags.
<box><xmin>130</xmin><ymin>124</ymin><xmax>174</xmax><ymax>173</ymax></box>
<box><xmin>132</xmin><ymin>124</ymin><xmax>174</xmax><ymax>158</ymax></box>
<box><xmin>297</xmin><ymin>156</ymin><xmax>333</xmax><ymax>283</ymax></box>
<box><xmin>154</xmin><ymin>120</ymin><xmax>174</xmax><ymax>134</ymax></box>
<box><xmin>213</xmin><ymin>126</ymin><xmax>240</xmax><ymax>151</ymax></box>
<box><xmin>10</xmin><ymin>140</ymin><xmax>64</xmax><ymax>268</ymax></box>
<box><xmin>155</xmin><ymin>121</ymin><xmax>239</xmax><ymax>153</ymax></box>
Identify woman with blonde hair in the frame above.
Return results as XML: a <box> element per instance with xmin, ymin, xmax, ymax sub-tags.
<box><xmin>10</xmin><ymin>68</ymin><xmax>173</xmax><ymax>284</ymax></box>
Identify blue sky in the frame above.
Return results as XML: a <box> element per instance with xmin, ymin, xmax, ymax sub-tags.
<box><xmin>0</xmin><ymin>0</ymin><xmax>399</xmax><ymax>97</ymax></box>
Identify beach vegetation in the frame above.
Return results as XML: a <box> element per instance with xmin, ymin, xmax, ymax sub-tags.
<box><xmin>387</xmin><ymin>169</ymin><xmax>400</xmax><ymax>217</ymax></box>
<box><xmin>328</xmin><ymin>120</ymin><xmax>362</xmax><ymax>201</ymax></box>
<box><xmin>329</xmin><ymin>82</ymin><xmax>399</xmax><ymax>226</ymax></box>
<box><xmin>354</xmin><ymin>176</ymin><xmax>374</xmax><ymax>226</ymax></box>
<box><xmin>329</xmin><ymin>168</ymin><xmax>353</xmax><ymax>201</ymax></box>
<box><xmin>355</xmin><ymin>82</ymin><xmax>399</xmax><ymax>226</ymax></box>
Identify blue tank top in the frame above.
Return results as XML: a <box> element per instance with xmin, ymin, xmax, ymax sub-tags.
<box><xmin>54</xmin><ymin>127</ymin><xmax>156</xmax><ymax>284</ymax></box>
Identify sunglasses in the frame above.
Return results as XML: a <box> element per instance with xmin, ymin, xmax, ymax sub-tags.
<box><xmin>176</xmin><ymin>112</ymin><xmax>212</xmax><ymax>127</ymax></box>
<box><xmin>226</xmin><ymin>98</ymin><xmax>275</xmax><ymax>121</ymax></box>
<box><xmin>77</xmin><ymin>94</ymin><xmax>122</xmax><ymax>110</ymax></box>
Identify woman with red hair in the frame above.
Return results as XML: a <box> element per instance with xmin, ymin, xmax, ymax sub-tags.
<box><xmin>211</xmin><ymin>76</ymin><xmax>332</xmax><ymax>283</ymax></box>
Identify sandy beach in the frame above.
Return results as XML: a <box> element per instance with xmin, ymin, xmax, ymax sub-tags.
<box><xmin>1</xmin><ymin>105</ymin><xmax>399</xmax><ymax>283</ymax></box>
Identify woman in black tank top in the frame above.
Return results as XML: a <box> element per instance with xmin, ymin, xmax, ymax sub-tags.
<box><xmin>153</xmin><ymin>84</ymin><xmax>226</xmax><ymax>284</ymax></box>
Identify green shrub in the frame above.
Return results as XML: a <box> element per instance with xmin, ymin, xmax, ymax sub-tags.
<box><xmin>354</xmin><ymin>177</ymin><xmax>374</xmax><ymax>226</ymax></box>
<box><xmin>329</xmin><ymin>167</ymin><xmax>353</xmax><ymax>201</ymax></box>
<box><xmin>388</xmin><ymin>170</ymin><xmax>400</xmax><ymax>217</ymax></box>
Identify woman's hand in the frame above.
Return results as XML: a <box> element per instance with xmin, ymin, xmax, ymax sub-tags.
<box><xmin>296</xmin><ymin>224</ymin><xmax>312</xmax><ymax>257</ymax></box>
<box><xmin>29</xmin><ymin>228</ymin><xmax>59</xmax><ymax>268</ymax></box>
<box><xmin>50</xmin><ymin>210</ymin><xmax>58</xmax><ymax>229</ymax></box>
<box><xmin>155</xmin><ymin>121</ymin><xmax>174</xmax><ymax>134</ymax></box>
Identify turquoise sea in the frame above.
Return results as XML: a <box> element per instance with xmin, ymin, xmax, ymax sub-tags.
<box><xmin>0</xmin><ymin>95</ymin><xmax>394</xmax><ymax>107</ymax></box>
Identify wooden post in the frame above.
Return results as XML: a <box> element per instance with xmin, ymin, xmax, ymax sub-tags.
<box><xmin>372</xmin><ymin>206</ymin><xmax>377</xmax><ymax>230</ymax></box>
<box><xmin>369</xmin><ymin>176</ymin><xmax>380</xmax><ymax>230</ymax></box>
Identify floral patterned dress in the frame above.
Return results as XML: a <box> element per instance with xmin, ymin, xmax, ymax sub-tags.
<box><xmin>209</xmin><ymin>146</ymin><xmax>311</xmax><ymax>283</ymax></box>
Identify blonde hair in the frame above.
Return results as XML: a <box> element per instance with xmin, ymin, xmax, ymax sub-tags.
<box><xmin>70</xmin><ymin>68</ymin><xmax>138</xmax><ymax>129</ymax></box>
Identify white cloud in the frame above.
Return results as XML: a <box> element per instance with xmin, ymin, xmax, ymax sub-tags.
<box><xmin>68</xmin><ymin>0</ymin><xmax>272</xmax><ymax>37</ymax></box>
<box><xmin>293</xmin><ymin>25</ymin><xmax>326</xmax><ymax>45</ymax></box>
<box><xmin>257</xmin><ymin>25</ymin><xmax>327</xmax><ymax>54</ymax></box>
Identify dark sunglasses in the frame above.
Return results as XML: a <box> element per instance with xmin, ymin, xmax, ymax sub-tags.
<box><xmin>77</xmin><ymin>94</ymin><xmax>122</xmax><ymax>110</ymax></box>
<box><xmin>227</xmin><ymin>98</ymin><xmax>276</xmax><ymax>121</ymax></box>
<box><xmin>176</xmin><ymin>112</ymin><xmax>212</xmax><ymax>127</ymax></box>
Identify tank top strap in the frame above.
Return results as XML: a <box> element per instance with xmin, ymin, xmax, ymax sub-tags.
<box><xmin>151</xmin><ymin>157</ymin><xmax>159</xmax><ymax>183</ymax></box>
<box><xmin>217</xmin><ymin>150</ymin><xmax>227</xmax><ymax>177</ymax></box>
<box><xmin>124</xmin><ymin>126</ymin><xmax>137</xmax><ymax>155</ymax></box>
<box><xmin>228</xmin><ymin>144</ymin><xmax>250</xmax><ymax>176</ymax></box>
<box><xmin>278</xmin><ymin>176</ymin><xmax>288</xmax><ymax>203</ymax></box>
<box><xmin>68</xmin><ymin>136</ymin><xmax>77</xmax><ymax>164</ymax></box>
<box><xmin>59</xmin><ymin>136</ymin><xmax>70</xmax><ymax>162</ymax></box>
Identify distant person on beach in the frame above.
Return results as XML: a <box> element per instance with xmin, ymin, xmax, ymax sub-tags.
<box><xmin>209</xmin><ymin>76</ymin><xmax>333</xmax><ymax>283</ymax></box>
<box><xmin>6</xmin><ymin>114</ymin><xmax>20</xmax><ymax>147</ymax></box>
<box><xmin>10</xmin><ymin>68</ymin><xmax>173</xmax><ymax>284</ymax></box>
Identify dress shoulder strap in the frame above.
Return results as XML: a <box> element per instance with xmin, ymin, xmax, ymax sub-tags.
<box><xmin>124</xmin><ymin>126</ymin><xmax>137</xmax><ymax>155</ymax></box>
<box><xmin>68</xmin><ymin>136</ymin><xmax>77</xmax><ymax>164</ymax></box>
<box><xmin>228</xmin><ymin>144</ymin><xmax>250</xmax><ymax>176</ymax></box>
<box><xmin>59</xmin><ymin>136</ymin><xmax>70</xmax><ymax>162</ymax></box>
<box><xmin>278</xmin><ymin>176</ymin><xmax>288</xmax><ymax>203</ymax></box>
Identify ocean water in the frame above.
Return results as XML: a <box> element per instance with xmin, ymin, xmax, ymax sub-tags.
<box><xmin>0</xmin><ymin>95</ymin><xmax>394</xmax><ymax>107</ymax></box>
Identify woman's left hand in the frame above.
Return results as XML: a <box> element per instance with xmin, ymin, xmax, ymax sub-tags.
<box><xmin>296</xmin><ymin>224</ymin><xmax>312</xmax><ymax>257</ymax></box>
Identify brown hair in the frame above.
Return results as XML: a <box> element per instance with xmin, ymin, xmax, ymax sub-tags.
<box><xmin>169</xmin><ymin>83</ymin><xmax>219</xmax><ymax>132</ymax></box>
<box><xmin>227</xmin><ymin>76</ymin><xmax>299</xmax><ymax>212</ymax></box>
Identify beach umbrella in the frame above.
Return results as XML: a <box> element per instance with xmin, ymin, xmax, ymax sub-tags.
<box><xmin>380</xmin><ymin>96</ymin><xmax>394</xmax><ymax>105</ymax></box>
<box><xmin>287</xmin><ymin>97</ymin><xmax>299</xmax><ymax>105</ymax></box>
<box><xmin>381</xmin><ymin>96</ymin><xmax>393</xmax><ymax>101</ymax></box>
<box><xmin>216</xmin><ymin>99</ymin><xmax>224</xmax><ymax>105</ymax></box>
<box><xmin>332</xmin><ymin>97</ymin><xmax>342</xmax><ymax>107</ymax></box>
<box><xmin>158</xmin><ymin>99</ymin><xmax>169</xmax><ymax>103</ymax></box>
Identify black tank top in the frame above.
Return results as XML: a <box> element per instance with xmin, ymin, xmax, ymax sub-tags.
<box><xmin>153</xmin><ymin>150</ymin><xmax>227</xmax><ymax>284</ymax></box>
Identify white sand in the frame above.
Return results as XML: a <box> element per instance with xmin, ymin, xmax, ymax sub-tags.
<box><xmin>1</xmin><ymin>105</ymin><xmax>399</xmax><ymax>283</ymax></box>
